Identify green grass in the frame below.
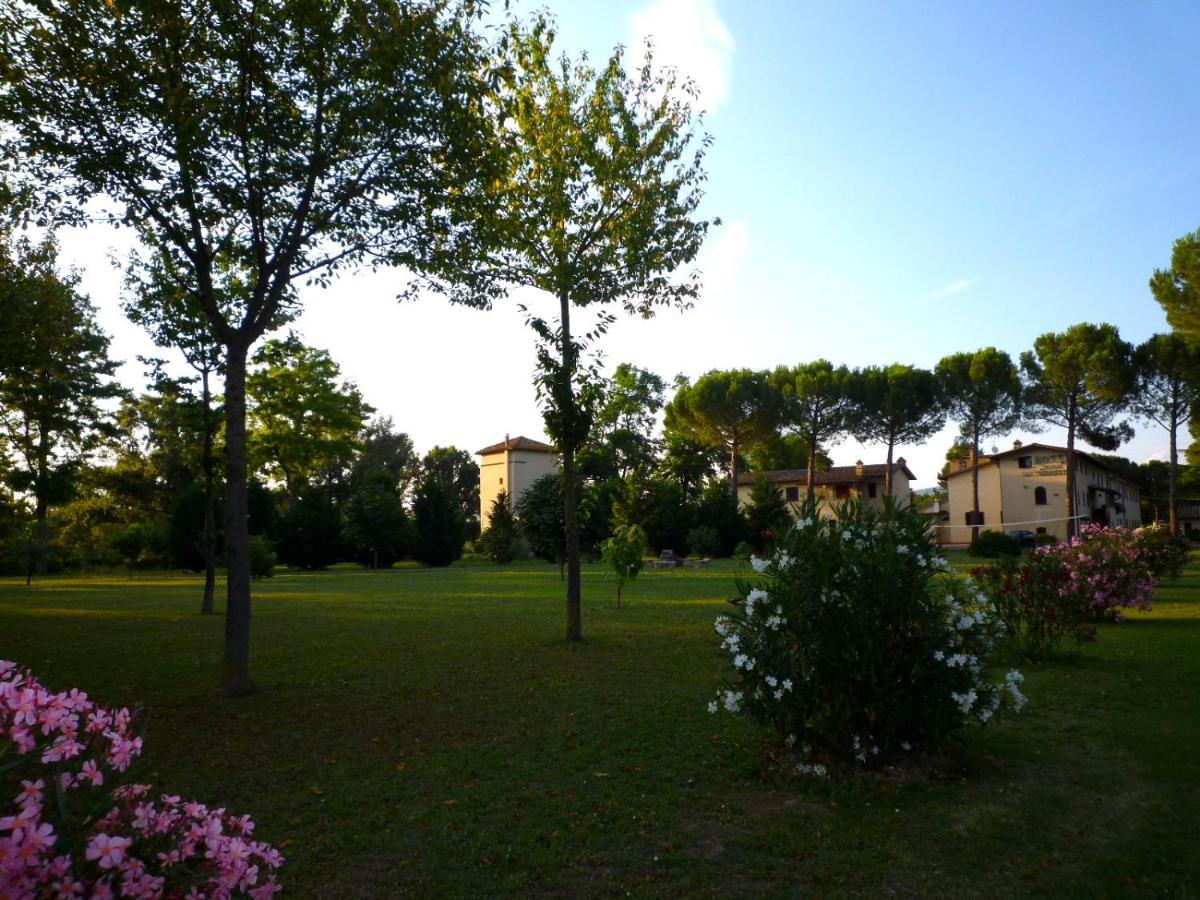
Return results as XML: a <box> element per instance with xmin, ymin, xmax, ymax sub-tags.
<box><xmin>2</xmin><ymin>554</ymin><xmax>1198</xmax><ymax>898</ymax></box>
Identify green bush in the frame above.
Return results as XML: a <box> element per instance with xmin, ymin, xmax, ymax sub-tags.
<box><xmin>968</xmin><ymin>530</ymin><xmax>1021</xmax><ymax>558</ymax></box>
<box><xmin>249</xmin><ymin>535</ymin><xmax>276</xmax><ymax>580</ymax></box>
<box><xmin>1134</xmin><ymin>525</ymin><xmax>1190</xmax><ymax>580</ymax></box>
<box><xmin>710</xmin><ymin>499</ymin><xmax>1025</xmax><ymax>770</ymax></box>
<box><xmin>686</xmin><ymin>524</ymin><xmax>721</xmax><ymax>558</ymax></box>
<box><xmin>969</xmin><ymin>554</ymin><xmax>1093</xmax><ymax>659</ymax></box>
<box><xmin>732</xmin><ymin>541</ymin><xmax>753</xmax><ymax>561</ymax></box>
<box><xmin>1035</xmin><ymin>532</ymin><xmax>1058</xmax><ymax>547</ymax></box>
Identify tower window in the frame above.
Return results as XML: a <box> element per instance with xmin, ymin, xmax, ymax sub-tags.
<box><xmin>1034</xmin><ymin>486</ymin><xmax>1047</xmax><ymax>505</ymax></box>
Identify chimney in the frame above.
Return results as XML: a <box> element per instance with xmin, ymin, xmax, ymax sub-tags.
<box><xmin>855</xmin><ymin>459</ymin><xmax>864</xmax><ymax>476</ymax></box>
<box><xmin>1012</xmin><ymin>439</ymin><xmax>1023</xmax><ymax>449</ymax></box>
<box><xmin>896</xmin><ymin>456</ymin><xmax>906</xmax><ymax>468</ymax></box>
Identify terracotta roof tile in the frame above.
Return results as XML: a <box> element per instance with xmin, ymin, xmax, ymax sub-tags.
<box><xmin>475</xmin><ymin>435</ymin><xmax>557</xmax><ymax>456</ymax></box>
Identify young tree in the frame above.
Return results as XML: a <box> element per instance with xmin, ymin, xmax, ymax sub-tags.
<box><xmin>480</xmin><ymin>490</ymin><xmax>517</xmax><ymax>564</ymax></box>
<box><xmin>772</xmin><ymin>361</ymin><xmax>855</xmax><ymax>502</ymax></box>
<box><xmin>516</xmin><ymin>473</ymin><xmax>566</xmax><ymax>574</ymax></box>
<box><xmin>0</xmin><ymin>235</ymin><xmax>123</xmax><ymax>581</ymax></box>
<box><xmin>1131</xmin><ymin>334</ymin><xmax>1200</xmax><ymax>535</ymax></box>
<box><xmin>246</xmin><ymin>336</ymin><xmax>374</xmax><ymax>497</ymax></box>
<box><xmin>418</xmin><ymin>18</ymin><xmax>715</xmax><ymax>641</ymax></box>
<box><xmin>124</xmin><ymin>263</ymin><xmax>224</xmax><ymax>613</ymax></box>
<box><xmin>664</xmin><ymin>370</ymin><xmax>779</xmax><ymax>499</ymax></box>
<box><xmin>601</xmin><ymin>524</ymin><xmax>647</xmax><ymax>607</ymax></box>
<box><xmin>1150</xmin><ymin>229</ymin><xmax>1200</xmax><ymax>344</ymax></box>
<box><xmin>849</xmin><ymin>365</ymin><xmax>945</xmax><ymax>495</ymax></box>
<box><xmin>0</xmin><ymin>0</ymin><xmax>493</xmax><ymax>693</ymax></box>
<box><xmin>1020</xmin><ymin>324</ymin><xmax>1135</xmax><ymax>538</ymax></box>
<box><xmin>936</xmin><ymin>348</ymin><xmax>1022</xmax><ymax>536</ymax></box>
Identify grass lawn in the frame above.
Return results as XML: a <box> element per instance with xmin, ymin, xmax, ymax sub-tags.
<box><xmin>2</xmin><ymin>552</ymin><xmax>1198</xmax><ymax>897</ymax></box>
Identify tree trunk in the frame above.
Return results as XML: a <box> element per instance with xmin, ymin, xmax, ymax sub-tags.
<box><xmin>970</xmin><ymin>427</ymin><xmax>981</xmax><ymax>540</ymax></box>
<box><xmin>806</xmin><ymin>431</ymin><xmax>818</xmax><ymax>503</ymax></box>
<box><xmin>200</xmin><ymin>367</ymin><xmax>217</xmax><ymax>615</ymax></box>
<box><xmin>221</xmin><ymin>341</ymin><xmax>255</xmax><ymax>695</ymax></box>
<box><xmin>559</xmin><ymin>293</ymin><xmax>582</xmax><ymax>642</ymax></box>
<box><xmin>1064</xmin><ymin>402</ymin><xmax>1078</xmax><ymax>540</ymax></box>
<box><xmin>33</xmin><ymin>493</ymin><xmax>48</xmax><ymax>578</ymax></box>
<box><xmin>1168</xmin><ymin>415</ymin><xmax>1179</xmax><ymax>536</ymax></box>
<box><xmin>884</xmin><ymin>438</ymin><xmax>895</xmax><ymax>497</ymax></box>
<box><xmin>729</xmin><ymin>438</ymin><xmax>739</xmax><ymax>502</ymax></box>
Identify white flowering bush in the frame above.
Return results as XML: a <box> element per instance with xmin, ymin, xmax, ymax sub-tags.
<box><xmin>709</xmin><ymin>499</ymin><xmax>1025</xmax><ymax>770</ymax></box>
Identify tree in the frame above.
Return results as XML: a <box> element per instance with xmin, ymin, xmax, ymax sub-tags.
<box><xmin>745</xmin><ymin>432</ymin><xmax>826</xmax><ymax>474</ymax></box>
<box><xmin>601</xmin><ymin>524</ymin><xmax>647</xmax><ymax>607</ymax></box>
<box><xmin>418</xmin><ymin>18</ymin><xmax>715</xmax><ymax>641</ymax></box>
<box><xmin>743</xmin><ymin>475</ymin><xmax>791</xmax><ymax>553</ymax></box>
<box><xmin>0</xmin><ymin>234</ymin><xmax>123</xmax><ymax>581</ymax></box>
<box><xmin>1131</xmin><ymin>334</ymin><xmax>1200</xmax><ymax>535</ymax></box>
<box><xmin>664</xmin><ymin>370</ymin><xmax>779</xmax><ymax>499</ymax></box>
<box><xmin>480</xmin><ymin>490</ymin><xmax>517</xmax><ymax>564</ymax></box>
<box><xmin>595</xmin><ymin>364</ymin><xmax>666</xmax><ymax>479</ymax></box>
<box><xmin>1020</xmin><ymin>324</ymin><xmax>1135</xmax><ymax>538</ymax></box>
<box><xmin>772</xmin><ymin>361</ymin><xmax>855</xmax><ymax>502</ymax></box>
<box><xmin>412</xmin><ymin>474</ymin><xmax>467</xmax><ymax>568</ymax></box>
<box><xmin>936</xmin><ymin>349</ymin><xmax>1022</xmax><ymax>537</ymax></box>
<box><xmin>421</xmin><ymin>446</ymin><xmax>480</xmax><ymax>536</ymax></box>
<box><xmin>275</xmin><ymin>485</ymin><xmax>343</xmax><ymax>570</ymax></box>
<box><xmin>356</xmin><ymin>419</ymin><xmax>421</xmax><ymax>503</ymax></box>
<box><xmin>1150</xmin><ymin>229</ymin><xmax>1200</xmax><ymax>344</ymax></box>
<box><xmin>1</xmin><ymin>0</ymin><xmax>493</xmax><ymax>694</ymax></box>
<box><xmin>849</xmin><ymin>365</ymin><xmax>945</xmax><ymax>494</ymax></box>
<box><xmin>247</xmin><ymin>336</ymin><xmax>374</xmax><ymax>497</ymax></box>
<box><xmin>123</xmin><ymin>254</ymin><xmax>224</xmax><ymax>613</ymax></box>
<box><xmin>657</xmin><ymin>430</ymin><xmax>720</xmax><ymax>502</ymax></box>
<box><xmin>343</xmin><ymin>469</ymin><xmax>410</xmax><ymax>569</ymax></box>
<box><xmin>516</xmin><ymin>473</ymin><xmax>566</xmax><ymax>572</ymax></box>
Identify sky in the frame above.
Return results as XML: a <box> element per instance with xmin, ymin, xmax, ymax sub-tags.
<box><xmin>57</xmin><ymin>0</ymin><xmax>1200</xmax><ymax>488</ymax></box>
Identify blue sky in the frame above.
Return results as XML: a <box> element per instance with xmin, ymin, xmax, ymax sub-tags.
<box><xmin>71</xmin><ymin>0</ymin><xmax>1199</xmax><ymax>487</ymax></box>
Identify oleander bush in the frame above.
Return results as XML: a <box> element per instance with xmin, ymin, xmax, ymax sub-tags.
<box><xmin>970</xmin><ymin>554</ymin><xmax>1095</xmax><ymax>660</ymax></box>
<box><xmin>0</xmin><ymin>660</ymin><xmax>282</xmax><ymax>897</ymax></box>
<box><xmin>1134</xmin><ymin>524</ymin><xmax>1190</xmax><ymax>580</ymax></box>
<box><xmin>709</xmin><ymin>500</ymin><xmax>1025</xmax><ymax>773</ymax></box>
<box><xmin>967</xmin><ymin>529</ymin><xmax>1022</xmax><ymax>558</ymax></box>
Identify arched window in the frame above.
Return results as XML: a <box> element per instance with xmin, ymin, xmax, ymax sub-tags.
<box><xmin>1034</xmin><ymin>486</ymin><xmax>1047</xmax><ymax>506</ymax></box>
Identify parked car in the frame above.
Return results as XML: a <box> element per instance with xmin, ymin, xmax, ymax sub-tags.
<box><xmin>1003</xmin><ymin>529</ymin><xmax>1038</xmax><ymax>548</ymax></box>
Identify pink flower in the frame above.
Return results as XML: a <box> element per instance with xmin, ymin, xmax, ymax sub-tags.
<box><xmin>85</xmin><ymin>833</ymin><xmax>132</xmax><ymax>870</ymax></box>
<box><xmin>14</xmin><ymin>779</ymin><xmax>44</xmax><ymax>809</ymax></box>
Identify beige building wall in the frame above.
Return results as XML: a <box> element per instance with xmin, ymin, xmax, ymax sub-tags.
<box><xmin>737</xmin><ymin>470</ymin><xmax>909</xmax><ymax>521</ymax></box>
<box><xmin>479</xmin><ymin>448</ymin><xmax>559</xmax><ymax>528</ymax></box>
<box><xmin>944</xmin><ymin>462</ymin><xmax>1002</xmax><ymax>544</ymax></box>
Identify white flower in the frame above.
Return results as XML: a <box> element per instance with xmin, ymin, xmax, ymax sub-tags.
<box><xmin>978</xmin><ymin>708</ymin><xmax>993</xmax><ymax>723</ymax></box>
<box><xmin>1005</xmin><ymin>669</ymin><xmax>1025</xmax><ymax>685</ymax></box>
<box><xmin>784</xmin><ymin>734</ymin><xmax>796</xmax><ymax>748</ymax></box>
<box><xmin>713</xmin><ymin>617</ymin><xmax>731</xmax><ymax>637</ymax></box>
<box><xmin>707</xmin><ymin>700</ymin><xmax>718</xmax><ymax>714</ymax></box>
<box><xmin>950</xmin><ymin>689</ymin><xmax>978</xmax><ymax>714</ymax></box>
<box><xmin>900</xmin><ymin>741</ymin><xmax>912</xmax><ymax>751</ymax></box>
<box><xmin>842</xmin><ymin>530</ymin><xmax>853</xmax><ymax>541</ymax></box>
<box><xmin>750</xmin><ymin>555</ymin><xmax>769</xmax><ymax>573</ymax></box>
<box><xmin>870</xmin><ymin>745</ymin><xmax>880</xmax><ymax>756</ymax></box>
<box><xmin>722</xmin><ymin>690</ymin><xmax>743</xmax><ymax>712</ymax></box>
<box><xmin>781</xmin><ymin>679</ymin><xmax>793</xmax><ymax>692</ymax></box>
<box><xmin>765</xmin><ymin>675</ymin><xmax>778</xmax><ymax>688</ymax></box>
<box><xmin>796</xmin><ymin>762</ymin><xmax>828</xmax><ymax>778</ymax></box>
<box><xmin>775</xmin><ymin>551</ymin><xmax>792</xmax><ymax>568</ymax></box>
<box><xmin>896</xmin><ymin>544</ymin><xmax>909</xmax><ymax>555</ymax></box>
<box><xmin>932</xmin><ymin>650</ymin><xmax>945</xmax><ymax>661</ymax></box>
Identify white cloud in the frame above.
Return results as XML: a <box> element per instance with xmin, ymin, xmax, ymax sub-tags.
<box><xmin>923</xmin><ymin>277</ymin><xmax>977</xmax><ymax>301</ymax></box>
<box><xmin>629</xmin><ymin>0</ymin><xmax>734</xmax><ymax>112</ymax></box>
<box><xmin>699</xmin><ymin>218</ymin><xmax>748</xmax><ymax>298</ymax></box>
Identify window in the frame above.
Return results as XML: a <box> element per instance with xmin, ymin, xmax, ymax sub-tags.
<box><xmin>867</xmin><ymin>482</ymin><xmax>877</xmax><ymax>498</ymax></box>
<box><xmin>965</xmin><ymin>511</ymin><xmax>985</xmax><ymax>525</ymax></box>
<box><xmin>1036</xmin><ymin>527</ymin><xmax>1047</xmax><ymax>535</ymax></box>
<box><xmin>835</xmin><ymin>484</ymin><xmax>851</xmax><ymax>499</ymax></box>
<box><xmin>1034</xmin><ymin>486</ymin><xmax>1047</xmax><ymax>505</ymax></box>
<box><xmin>1018</xmin><ymin>456</ymin><xmax>1033</xmax><ymax>469</ymax></box>
<box><xmin>785</xmin><ymin>486</ymin><xmax>799</xmax><ymax>502</ymax></box>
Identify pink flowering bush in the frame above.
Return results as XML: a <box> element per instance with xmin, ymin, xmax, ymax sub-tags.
<box><xmin>1043</xmin><ymin>524</ymin><xmax>1156</xmax><ymax>619</ymax></box>
<box><xmin>709</xmin><ymin>499</ymin><xmax>1025</xmax><ymax>773</ymax></box>
<box><xmin>0</xmin><ymin>660</ymin><xmax>282</xmax><ymax>898</ymax></box>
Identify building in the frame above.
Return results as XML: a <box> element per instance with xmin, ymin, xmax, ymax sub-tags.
<box><xmin>476</xmin><ymin>435</ymin><xmax>559</xmax><ymax>528</ymax></box>
<box><xmin>943</xmin><ymin>441</ymin><xmax>1142</xmax><ymax>544</ymax></box>
<box><xmin>736</xmin><ymin>459</ymin><xmax>915</xmax><ymax>519</ymax></box>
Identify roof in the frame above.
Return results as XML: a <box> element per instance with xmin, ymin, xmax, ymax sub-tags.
<box><xmin>475</xmin><ymin>435</ymin><xmax>557</xmax><ymax>456</ymax></box>
<box><xmin>944</xmin><ymin>443</ymin><xmax>1139</xmax><ymax>485</ymax></box>
<box><xmin>737</xmin><ymin>461</ymin><xmax>916</xmax><ymax>487</ymax></box>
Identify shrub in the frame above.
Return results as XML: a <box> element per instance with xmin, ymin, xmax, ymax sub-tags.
<box><xmin>1035</xmin><ymin>532</ymin><xmax>1058</xmax><ymax>547</ymax></box>
<box><xmin>968</xmin><ymin>530</ymin><xmax>1021</xmax><ymax>558</ymax></box>
<box><xmin>249</xmin><ymin>535</ymin><xmax>277</xmax><ymax>580</ymax></box>
<box><xmin>710</xmin><ymin>500</ymin><xmax>1024</xmax><ymax>770</ymax></box>
<box><xmin>0</xmin><ymin>660</ymin><xmax>282</xmax><ymax>896</ymax></box>
<box><xmin>601</xmin><ymin>524</ymin><xmax>647</xmax><ymax>606</ymax></box>
<box><xmin>743</xmin><ymin>475</ymin><xmax>791</xmax><ymax>553</ymax></box>
<box><xmin>970</xmin><ymin>554</ymin><xmax>1094</xmax><ymax>659</ymax></box>
<box><xmin>412</xmin><ymin>475</ymin><xmax>466</xmax><ymax>567</ymax></box>
<box><xmin>1048</xmin><ymin>524</ymin><xmax>1155</xmax><ymax>619</ymax></box>
<box><xmin>1134</xmin><ymin>525</ymin><xmax>1190</xmax><ymax>580</ymax></box>
<box><xmin>480</xmin><ymin>491</ymin><xmax>517</xmax><ymax>564</ymax></box>
<box><xmin>732</xmin><ymin>540</ymin><xmax>753</xmax><ymax>561</ymax></box>
<box><xmin>686</xmin><ymin>525</ymin><xmax>721</xmax><ymax>558</ymax></box>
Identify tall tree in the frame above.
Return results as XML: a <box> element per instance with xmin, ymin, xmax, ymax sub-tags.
<box><xmin>0</xmin><ymin>0</ymin><xmax>492</xmax><ymax>693</ymax></box>
<box><xmin>1131</xmin><ymin>333</ymin><xmax>1200</xmax><ymax>535</ymax></box>
<box><xmin>664</xmin><ymin>370</ymin><xmax>779</xmax><ymax>499</ymax></box>
<box><xmin>0</xmin><ymin>234</ymin><xmax>123</xmax><ymax>581</ymax></box>
<box><xmin>1020</xmin><ymin>323</ymin><xmax>1135</xmax><ymax>538</ymax></box>
<box><xmin>936</xmin><ymin>348</ymin><xmax>1022</xmax><ymax>536</ymax></box>
<box><xmin>772</xmin><ymin>361</ymin><xmax>855</xmax><ymax>502</ymax></box>
<box><xmin>356</xmin><ymin>419</ymin><xmax>421</xmax><ymax>503</ymax></box>
<box><xmin>421</xmin><ymin>446</ymin><xmax>480</xmax><ymax>533</ymax></box>
<box><xmin>1150</xmin><ymin>229</ymin><xmax>1200</xmax><ymax>344</ymax></box>
<box><xmin>246</xmin><ymin>335</ymin><xmax>373</xmax><ymax>496</ymax></box>
<box><xmin>123</xmin><ymin>259</ymin><xmax>224</xmax><ymax>613</ymax></box>
<box><xmin>417</xmin><ymin>18</ymin><xmax>715</xmax><ymax>641</ymax></box>
<box><xmin>849</xmin><ymin>364</ymin><xmax>945</xmax><ymax>495</ymax></box>
<box><xmin>595</xmin><ymin>364</ymin><xmax>666</xmax><ymax>479</ymax></box>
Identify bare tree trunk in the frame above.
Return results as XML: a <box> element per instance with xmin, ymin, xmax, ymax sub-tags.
<box><xmin>1064</xmin><ymin>402</ymin><xmax>1078</xmax><ymax>540</ymax></box>
<box><xmin>806</xmin><ymin>431</ymin><xmax>818</xmax><ymax>503</ymax></box>
<box><xmin>33</xmin><ymin>494</ymin><xmax>48</xmax><ymax>578</ymax></box>
<box><xmin>559</xmin><ymin>293</ymin><xmax>582</xmax><ymax>642</ymax></box>
<box><xmin>884</xmin><ymin>438</ymin><xmax>895</xmax><ymax>497</ymax></box>
<box><xmin>729</xmin><ymin>438</ymin><xmax>739</xmax><ymax>501</ymax></box>
<box><xmin>200</xmin><ymin>367</ymin><xmax>217</xmax><ymax>615</ymax></box>
<box><xmin>221</xmin><ymin>341</ymin><xmax>255</xmax><ymax>695</ymax></box>
<box><xmin>1168</xmin><ymin>418</ymin><xmax>1179</xmax><ymax>536</ymax></box>
<box><xmin>970</xmin><ymin>427</ymin><xmax>981</xmax><ymax>540</ymax></box>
